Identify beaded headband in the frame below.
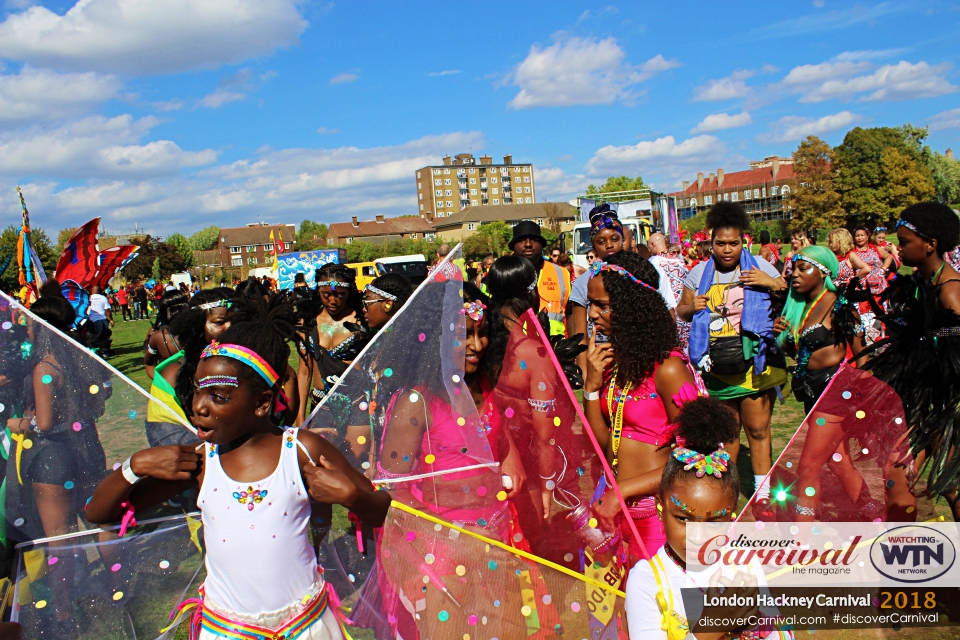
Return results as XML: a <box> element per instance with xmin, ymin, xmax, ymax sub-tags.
<box><xmin>198</xmin><ymin>375</ymin><xmax>238</xmax><ymax>389</ymax></box>
<box><xmin>460</xmin><ymin>301</ymin><xmax>486</xmax><ymax>322</ymax></box>
<box><xmin>589</xmin><ymin>260</ymin><xmax>659</xmax><ymax>295</ymax></box>
<box><xmin>590</xmin><ymin>213</ymin><xmax>623</xmax><ymax>238</ymax></box>
<box><xmin>198</xmin><ymin>300</ymin><xmax>230</xmax><ymax>310</ymax></box>
<box><xmin>364</xmin><ymin>284</ymin><xmax>397</xmax><ymax>301</ymax></box>
<box><xmin>527</xmin><ymin>278</ymin><xmax>538</xmax><ymax>292</ymax></box>
<box><xmin>792</xmin><ymin>253</ymin><xmax>832</xmax><ymax>276</ymax></box>
<box><xmin>200</xmin><ymin>341</ymin><xmax>280</xmax><ymax>388</ymax></box>
<box><xmin>317</xmin><ymin>280</ymin><xmax>351</xmax><ymax>290</ymax></box>
<box><xmin>897</xmin><ymin>219</ymin><xmax>930</xmax><ymax>240</ymax></box>
<box><xmin>874</xmin><ymin>226</ymin><xmax>887</xmax><ymax>233</ymax></box>
<box><xmin>672</xmin><ymin>443</ymin><xmax>730</xmax><ymax>479</ymax></box>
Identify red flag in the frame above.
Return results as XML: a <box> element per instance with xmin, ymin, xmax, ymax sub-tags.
<box><xmin>55</xmin><ymin>218</ymin><xmax>101</xmax><ymax>287</ymax></box>
<box><xmin>90</xmin><ymin>245</ymin><xmax>139</xmax><ymax>290</ymax></box>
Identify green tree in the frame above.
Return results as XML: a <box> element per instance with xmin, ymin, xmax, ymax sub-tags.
<box><xmin>297</xmin><ymin>220</ymin><xmax>329</xmax><ymax>250</ymax></box>
<box><xmin>878</xmin><ymin>147</ymin><xmax>936</xmax><ymax>217</ymax></box>
<box><xmin>926</xmin><ymin>151</ymin><xmax>960</xmax><ymax>206</ymax></box>
<box><xmin>188</xmin><ymin>225</ymin><xmax>221</xmax><ymax>252</ymax></box>
<box><xmin>167</xmin><ymin>232</ymin><xmax>195</xmax><ymax>269</ymax></box>
<box><xmin>0</xmin><ymin>225</ymin><xmax>57</xmax><ymax>294</ymax></box>
<box><xmin>151</xmin><ymin>256</ymin><xmax>162</xmax><ymax>281</ymax></box>
<box><xmin>125</xmin><ymin>235</ymin><xmax>189</xmax><ymax>282</ymax></box>
<box><xmin>586</xmin><ymin>175</ymin><xmax>648</xmax><ymax>201</ymax></box>
<box><xmin>462</xmin><ymin>221</ymin><xmax>512</xmax><ymax>260</ymax></box>
<box><xmin>788</xmin><ymin>136</ymin><xmax>844</xmax><ymax>232</ymax></box>
<box><xmin>56</xmin><ymin>227</ymin><xmax>78</xmax><ymax>255</ymax></box>
<box><xmin>834</xmin><ymin>126</ymin><xmax>932</xmax><ymax>227</ymax></box>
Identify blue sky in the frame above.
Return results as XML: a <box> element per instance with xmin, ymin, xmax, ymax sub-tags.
<box><xmin>1</xmin><ymin>0</ymin><xmax>958</xmax><ymax>237</ymax></box>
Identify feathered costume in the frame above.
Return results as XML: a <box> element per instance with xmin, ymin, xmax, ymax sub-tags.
<box><xmin>858</xmin><ymin>271</ymin><xmax>960</xmax><ymax>497</ymax></box>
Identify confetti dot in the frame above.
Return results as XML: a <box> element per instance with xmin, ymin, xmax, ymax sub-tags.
<box><xmin>790</xmin><ymin>526</ymin><xmax>799</xmax><ymax>535</ymax></box>
<box><xmin>456</xmin><ymin>565</ymin><xmax>466</xmax><ymax>576</ymax></box>
<box><xmin>812</xmin><ymin>526</ymin><xmax>821</xmax><ymax>535</ymax></box>
<box><xmin>409</xmin><ymin>392</ymin><xmax>419</xmax><ymax>403</ymax></box>
<box><xmin>111</xmin><ymin>563</ymin><xmax>121</xmax><ymax>572</ymax></box>
<box><xmin>805</xmin><ymin>486</ymin><xmax>816</xmax><ymax>497</ymax></box>
<box><xmin>488</xmin><ymin>560</ymin><xmax>498</xmax><ymax>570</ymax></box>
<box><xmin>113</xmin><ymin>462</ymin><xmax>122</xmax><ymax>470</ymax></box>
<box><xmin>886</xmin><ymin>479</ymin><xmax>896</xmax><ymax>488</ymax></box>
<box><xmin>545</xmin><ymin>480</ymin><xmax>556</xmax><ymax>490</ymax></box>
<box><xmin>13</xmin><ymin>518</ymin><xmax>24</xmax><ymax>527</ymax></box>
<box><xmin>564</xmin><ymin>553</ymin><xmax>574</xmax><ymax>562</ymax></box>
<box><xmin>816</xmin><ymin>418</ymin><xmax>825</xmax><ymax>426</ymax></box>
<box><xmin>425</xmin><ymin>554</ymin><xmax>436</xmax><ymax>564</ymax></box>
<box><xmin>842</xmin><ymin>391</ymin><xmax>852</xmax><ymax>399</ymax></box>
<box><xmin>384</xmin><ymin>368</ymin><xmax>393</xmax><ymax>377</ymax></box>
<box><xmin>22</xmin><ymin>439</ymin><xmax>32</xmax><ymax>450</ymax></box>
<box><xmin>477</xmin><ymin>486</ymin><xmax>487</xmax><ymax>496</ymax></box>
<box><xmin>494</xmin><ymin>600</ymin><xmax>501</xmax><ymax>607</ymax></box>
<box><xmin>538</xmin><ymin>382</ymin><xmax>547</xmax><ymax>391</ymax></box>
<box><xmin>906</xmin><ymin>506</ymin><xmax>915</xmax><ymax>513</ymax></box>
<box><xmin>587</xmin><ymin>518</ymin><xmax>598</xmax><ymax>529</ymax></box>
<box><xmin>453</xmin><ymin>340</ymin><xmax>460</xmax><ymax>348</ymax></box>
<box><xmin>855</xmin><ymin>410</ymin><xmax>865</xmax><ymax>419</ymax></box>
<box><xmin>543</xmin><ymin>594</ymin><xmax>552</xmax><ymax>605</ymax></box>
<box><xmin>514</xmin><ymin>533</ymin><xmax>523</xmax><ymax>542</ymax></box>
<box><xmin>424</xmin><ymin>454</ymin><xmax>436</xmax><ymax>464</ymax></box>
<box><xmin>35</xmin><ymin>600</ymin><xmax>47</xmax><ymax>609</ymax></box>
<box><xmin>72</xmin><ymin>422</ymin><xmax>82</xmax><ymax>431</ymax></box>
<box><xmin>418</xmin><ymin>333</ymin><xmax>426</xmax><ymax>342</ymax></box>
<box><xmin>64</xmin><ymin>481</ymin><xmax>74</xmax><ymax>490</ymax></box>
<box><xmin>159</xmin><ymin>560</ymin><xmax>170</xmax><ymax>569</ymax></box>
<box><xmin>755</xmin><ymin>521</ymin><xmax>765</xmax><ymax>530</ymax></box>
<box><xmin>1</xmin><ymin>322</ymin><xmax>10</xmax><ymax>330</ymax></box>
<box><xmin>553</xmin><ymin>416</ymin><xmax>561</xmax><ymax>427</ymax></box>
<box><xmin>785</xmin><ymin>461</ymin><xmax>793</xmax><ymax>468</ymax></box>
<box><xmin>576</xmin><ymin>467</ymin><xmax>585</xmax><ymax>476</ymax></box>
<box><xmin>405</xmin><ymin>531</ymin><xmax>416</xmax><ymax>541</ymax></box>
<box><xmin>571</xmin><ymin>602</ymin><xmax>581</xmax><ymax>613</ymax></box>
<box><xmin>89</xmin><ymin>384</ymin><xmax>99</xmax><ymax>394</ymax></box>
<box><xmin>832</xmin><ymin>453</ymin><xmax>843</xmax><ymax>462</ymax></box>
<box><xmin>357</xmin><ymin>436</ymin><xmax>367</xmax><ymax>445</ymax></box>
<box><xmin>41</xmin><ymin>374</ymin><xmax>52</xmax><ymax>384</ymax></box>
<box><xmin>47</xmin><ymin>557</ymin><xmax>58</xmax><ymax>565</ymax></box>
<box><xmin>438</xmin><ymin>610</ymin><xmax>449</xmax><ymax>622</ymax></box>
<box><xmin>775</xmin><ymin>490</ymin><xmax>787</xmax><ymax>501</ymax></box>
<box><xmin>0</xmin><ymin>404</ymin><xmax>4</xmax><ymax>413</ymax></box>
<box><xmin>497</xmin><ymin>491</ymin><xmax>507</xmax><ymax>501</ymax></box>
<box><xmin>434</xmin><ymin>524</ymin><xmax>442</xmax><ymax>532</ymax></box>
<box><xmin>112</xmin><ymin>592</ymin><xmax>124</xmax><ymax>601</ymax></box>
<box><xmin>359</xmin><ymin>402</ymin><xmax>368</xmax><ymax>411</ymax></box>
<box><xmin>452</xmin><ymin>375</ymin><xmax>461</xmax><ymax>383</ymax></box>
<box><xmin>457</xmin><ymin>417</ymin><xmax>465</xmax><ymax>426</ymax></box>
<box><xmin>361</xmin><ymin>461</ymin><xmax>370</xmax><ymax>469</ymax></box>
<box><xmin>450</xmin><ymin>323</ymin><xmax>455</xmax><ymax>332</ymax></box>
<box><xmin>504</xmin><ymin>408</ymin><xmax>514</xmax><ymax>418</ymax></box>
<box><xmin>521</xmin><ymin>605</ymin><xmax>532</xmax><ymax>617</ymax></box>
<box><xmin>467</xmin><ymin>614</ymin><xmax>478</xmax><ymax>626</ymax></box>
<box><xmin>128</xmin><ymin>410</ymin><xmax>137</xmax><ymax>419</ymax></box>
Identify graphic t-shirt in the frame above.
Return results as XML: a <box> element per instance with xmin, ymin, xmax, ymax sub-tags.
<box><xmin>88</xmin><ymin>294</ymin><xmax>111</xmax><ymax>322</ymax></box>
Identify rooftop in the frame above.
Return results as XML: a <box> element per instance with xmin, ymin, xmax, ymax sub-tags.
<box><xmin>433</xmin><ymin>202</ymin><xmax>576</xmax><ymax>229</ymax></box>
<box><xmin>669</xmin><ymin>162</ymin><xmax>796</xmax><ymax>196</ymax></box>
<box><xmin>219</xmin><ymin>223</ymin><xmax>296</xmax><ymax>246</ymax></box>
<box><xmin>328</xmin><ymin>214</ymin><xmax>436</xmax><ymax>238</ymax></box>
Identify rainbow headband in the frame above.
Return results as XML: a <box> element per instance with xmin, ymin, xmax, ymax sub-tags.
<box><xmin>200</xmin><ymin>341</ymin><xmax>280</xmax><ymax>388</ymax></box>
<box><xmin>460</xmin><ymin>301</ymin><xmax>486</xmax><ymax>322</ymax></box>
<box><xmin>589</xmin><ymin>260</ymin><xmax>659</xmax><ymax>295</ymax></box>
<box><xmin>672</xmin><ymin>443</ymin><xmax>730</xmax><ymax>479</ymax></box>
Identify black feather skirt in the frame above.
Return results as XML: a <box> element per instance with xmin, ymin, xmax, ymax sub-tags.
<box><xmin>858</xmin><ymin>273</ymin><xmax>960</xmax><ymax>497</ymax></box>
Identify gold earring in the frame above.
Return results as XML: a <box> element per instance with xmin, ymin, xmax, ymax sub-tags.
<box><xmin>656</xmin><ymin>503</ymin><xmax>663</xmax><ymax>512</ymax></box>
<box><xmin>384</xmin><ymin>303</ymin><xmax>393</xmax><ymax>311</ymax></box>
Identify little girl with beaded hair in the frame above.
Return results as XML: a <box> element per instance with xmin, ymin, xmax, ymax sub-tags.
<box><xmin>87</xmin><ymin>297</ymin><xmax>390</xmax><ymax>639</ymax></box>
<box><xmin>625</xmin><ymin>397</ymin><xmax>793</xmax><ymax>640</ymax></box>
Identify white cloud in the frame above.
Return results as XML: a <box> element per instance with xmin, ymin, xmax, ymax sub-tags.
<box><xmin>780</xmin><ymin>61</ymin><xmax>872</xmax><ymax>89</ymax></box>
<box><xmin>803</xmin><ymin>61</ymin><xmax>957</xmax><ymax>103</ymax></box>
<box><xmin>759</xmin><ymin>111</ymin><xmax>861</xmax><ymax>143</ymax></box>
<box><xmin>834</xmin><ymin>48</ymin><xmax>908</xmax><ymax>62</ymax></box>
<box><xmin>505</xmin><ymin>36</ymin><xmax>678</xmax><ymax>109</ymax></box>
<box><xmin>316</xmin><ymin>127</ymin><xmax>340</xmax><ymax>135</ymax></box>
<box><xmin>330</xmin><ymin>72</ymin><xmax>359</xmax><ymax>85</ymax></box>
<box><xmin>197</xmin><ymin>89</ymin><xmax>245</xmax><ymax>109</ymax></box>
<box><xmin>0</xmin><ymin>66</ymin><xmax>120</xmax><ymax>123</ymax></box>
<box><xmin>928</xmin><ymin>107</ymin><xmax>960</xmax><ymax>132</ymax></box>
<box><xmin>427</xmin><ymin>69</ymin><xmax>461</xmax><ymax>77</ymax></box>
<box><xmin>692</xmin><ymin>70</ymin><xmax>754</xmax><ymax>102</ymax></box>
<box><xmin>0</xmin><ymin>114</ymin><xmax>218</xmax><ymax>179</ymax></box>
<box><xmin>753</xmin><ymin>3</ymin><xmax>906</xmax><ymax>39</ymax></box>
<box><xmin>0</xmin><ymin>0</ymin><xmax>307</xmax><ymax>75</ymax></box>
<box><xmin>152</xmin><ymin>99</ymin><xmax>185</xmax><ymax>112</ymax></box>
<box><xmin>691</xmin><ymin>111</ymin><xmax>752</xmax><ymax>134</ymax></box>
<box><xmin>585</xmin><ymin>135</ymin><xmax>725</xmax><ymax>181</ymax></box>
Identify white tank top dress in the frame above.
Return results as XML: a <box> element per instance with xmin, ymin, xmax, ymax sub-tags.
<box><xmin>198</xmin><ymin>428</ymin><xmax>342</xmax><ymax>639</ymax></box>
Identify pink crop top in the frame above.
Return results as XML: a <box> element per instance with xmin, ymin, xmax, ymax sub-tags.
<box><xmin>601</xmin><ymin>350</ymin><xmax>686</xmax><ymax>447</ymax></box>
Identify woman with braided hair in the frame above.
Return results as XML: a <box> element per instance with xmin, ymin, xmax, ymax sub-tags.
<box><xmin>583</xmin><ymin>251</ymin><xmax>697</xmax><ymax>554</ymax></box>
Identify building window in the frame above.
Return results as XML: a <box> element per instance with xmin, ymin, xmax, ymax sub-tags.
<box><xmin>753</xmin><ymin>189</ymin><xmax>760</xmax><ymax>198</ymax></box>
<box><xmin>525</xmin><ymin>197</ymin><xmax>532</xmax><ymax>203</ymax></box>
<box><xmin>445</xmin><ymin>190</ymin><xmax>452</xmax><ymax>196</ymax></box>
<box><xmin>410</xmin><ymin>233</ymin><xmax>418</xmax><ymax>239</ymax></box>
<box><xmin>491</xmin><ymin>177</ymin><xmax>498</xmax><ymax>183</ymax></box>
<box><xmin>470</xmin><ymin>189</ymin><xmax>477</xmax><ymax>195</ymax></box>
<box><xmin>468</xmin><ymin>168</ymin><xmax>475</xmax><ymax>174</ymax></box>
<box><xmin>230</xmin><ymin>246</ymin><xmax>241</xmax><ymax>254</ymax></box>
<box><xmin>492</xmin><ymin>188</ymin><xmax>499</xmax><ymax>194</ymax></box>
<box><xmin>493</xmin><ymin>199</ymin><xmax>500</xmax><ymax>205</ymax></box>
<box><xmin>771</xmin><ymin>186</ymin><xmax>779</xmax><ymax>196</ymax></box>
<box><xmin>469</xmin><ymin>178</ymin><xmax>476</xmax><ymax>184</ymax></box>
<box><xmin>444</xmin><ymin>169</ymin><xmax>450</xmax><ymax>174</ymax></box>
<box><xmin>419</xmin><ymin>193</ymin><xmax>423</xmax><ymax>200</ymax></box>
<box><xmin>246</xmin><ymin>245</ymin><xmax>256</xmax><ymax>252</ymax></box>
<box><xmin>690</xmin><ymin>198</ymin><xmax>698</xmax><ymax>207</ymax></box>
<box><xmin>446</xmin><ymin>201</ymin><xmax>453</xmax><ymax>207</ymax></box>
<box><xmin>248</xmin><ymin>257</ymin><xmax>258</xmax><ymax>266</ymax></box>
<box><xmin>420</xmin><ymin>204</ymin><xmax>424</xmax><ymax>210</ymax></box>
<box><xmin>346</xmin><ymin>237</ymin><xmax>353</xmax><ymax>244</ymax></box>
<box><xmin>444</xmin><ymin>179</ymin><xmax>451</xmax><ymax>185</ymax></box>
<box><xmin>743</xmin><ymin>190</ymin><xmax>750</xmax><ymax>200</ymax></box>
<box><xmin>524</xmin><ymin>177</ymin><xmax>530</xmax><ymax>183</ymax></box>
<box><xmin>468</xmin><ymin>223</ymin><xmax>477</xmax><ymax>231</ymax></box>
<box><xmin>762</xmin><ymin>188</ymin><xmax>767</xmax><ymax>198</ymax></box>
<box><xmin>471</xmin><ymin>199</ymin><xmax>478</xmax><ymax>205</ymax></box>
<box><xmin>731</xmin><ymin>192</ymin><xmax>739</xmax><ymax>202</ymax></box>
<box><xmin>522</xmin><ymin>167</ymin><xmax>528</xmax><ymax>172</ymax></box>
<box><xmin>231</xmin><ymin>256</ymin><xmax>242</xmax><ymax>266</ymax></box>
<box><xmin>435</xmin><ymin>179</ymin><xmax>441</xmax><ymax>186</ymax></box>
<box><xmin>437</xmin><ymin>212</ymin><xmax>444</xmax><ymax>217</ymax></box>
<box><xmin>435</xmin><ymin>190</ymin><xmax>442</xmax><ymax>197</ymax></box>
<box><xmin>536</xmin><ymin>218</ymin><xmax>545</xmax><ymax>226</ymax></box>
<box><xmin>780</xmin><ymin>185</ymin><xmax>790</xmax><ymax>195</ymax></box>
<box><xmin>704</xmin><ymin>195</ymin><xmax>713</xmax><ymax>205</ymax></box>
<box><xmin>416</xmin><ymin>171</ymin><xmax>421</xmax><ymax>178</ymax></box>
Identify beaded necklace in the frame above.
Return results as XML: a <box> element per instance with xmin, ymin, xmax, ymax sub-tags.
<box><xmin>604</xmin><ymin>368</ymin><xmax>633</xmax><ymax>478</ymax></box>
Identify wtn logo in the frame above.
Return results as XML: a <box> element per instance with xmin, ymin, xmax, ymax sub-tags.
<box><xmin>870</xmin><ymin>526</ymin><xmax>956</xmax><ymax>583</ymax></box>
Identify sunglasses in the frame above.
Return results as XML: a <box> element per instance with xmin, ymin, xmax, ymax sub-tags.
<box><xmin>362</xmin><ymin>298</ymin><xmax>388</xmax><ymax>309</ymax></box>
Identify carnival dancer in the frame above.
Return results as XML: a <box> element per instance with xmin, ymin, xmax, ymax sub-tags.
<box><xmin>782</xmin><ymin>230</ymin><xmax>810</xmax><ymax>280</ymax></box>
<box><xmin>583</xmin><ymin>252</ymin><xmax>697</xmax><ymax>554</ymax></box>
<box><xmin>626</xmin><ymin>398</ymin><xmax>792</xmax><ymax>640</ymax></box>
<box><xmin>86</xmin><ymin>297</ymin><xmax>390</xmax><ymax>640</ymax></box>
<box><xmin>758</xmin><ymin>230</ymin><xmax>781</xmax><ymax>270</ymax></box>
<box><xmin>873</xmin><ymin>226</ymin><xmax>900</xmax><ymax>275</ymax></box>
<box><xmin>860</xmin><ymin>202</ymin><xmax>960</xmax><ymax>519</ymax></box>
<box><xmin>144</xmin><ymin>289</ymin><xmax>190</xmax><ymax>380</ymax></box>
<box><xmin>772</xmin><ymin>246</ymin><xmax>884</xmax><ymax>522</ymax></box>
<box><xmin>851</xmin><ymin>226</ymin><xmax>893</xmax><ymax>342</ymax></box>
<box><xmin>649</xmin><ymin>232</ymin><xmax>692</xmax><ymax>351</ymax></box>
<box><xmin>677</xmin><ymin>202</ymin><xmax>787</xmax><ymax>520</ymax></box>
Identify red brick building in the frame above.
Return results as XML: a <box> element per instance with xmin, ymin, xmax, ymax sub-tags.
<box><xmin>670</xmin><ymin>156</ymin><xmax>797</xmax><ymax>222</ymax></box>
<box><xmin>217</xmin><ymin>223</ymin><xmax>296</xmax><ymax>268</ymax></box>
<box><xmin>327</xmin><ymin>214</ymin><xmax>436</xmax><ymax>245</ymax></box>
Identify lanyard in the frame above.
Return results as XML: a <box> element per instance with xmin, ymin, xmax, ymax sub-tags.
<box><xmin>605</xmin><ymin>369</ymin><xmax>633</xmax><ymax>478</ymax></box>
<box><xmin>794</xmin><ymin>287</ymin><xmax>828</xmax><ymax>344</ymax></box>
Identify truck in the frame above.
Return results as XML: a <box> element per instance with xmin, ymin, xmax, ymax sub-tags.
<box><xmin>348</xmin><ymin>254</ymin><xmax>430</xmax><ymax>290</ymax></box>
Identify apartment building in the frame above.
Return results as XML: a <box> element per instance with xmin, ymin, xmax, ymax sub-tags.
<box><xmin>670</xmin><ymin>157</ymin><xmax>797</xmax><ymax>222</ymax></box>
<box><xmin>326</xmin><ymin>214</ymin><xmax>436</xmax><ymax>245</ymax></box>
<box><xmin>415</xmin><ymin>153</ymin><xmax>535</xmax><ymax>220</ymax></box>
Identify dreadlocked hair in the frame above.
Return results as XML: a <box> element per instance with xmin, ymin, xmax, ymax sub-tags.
<box><xmin>368</xmin><ymin>273</ymin><xmax>413</xmax><ymax>309</ymax></box>
<box><xmin>706</xmin><ymin>201</ymin><xmax>750</xmax><ymax>237</ymax></box>
<box><xmin>660</xmin><ymin>397</ymin><xmax>740</xmax><ymax>500</ymax></box>
<box><xmin>171</xmin><ymin>287</ymin><xmax>233</xmax><ymax>415</ymax></box>
<box><xmin>153</xmin><ymin>289</ymin><xmax>190</xmax><ymax>329</ymax></box>
<box><xmin>316</xmin><ymin>262</ymin><xmax>362</xmax><ymax>317</ymax></box>
<box><xmin>601</xmin><ymin>251</ymin><xmax>677</xmax><ymax>386</ymax></box>
<box><xmin>483</xmin><ymin>256</ymin><xmax>537</xmax><ymax>384</ymax></box>
<box><xmin>900</xmin><ymin>201</ymin><xmax>960</xmax><ymax>253</ymax></box>
<box><xmin>215</xmin><ymin>294</ymin><xmax>298</xmax><ymax>396</ymax></box>
<box><xmin>236</xmin><ymin>276</ymin><xmax>269</xmax><ymax>300</ymax></box>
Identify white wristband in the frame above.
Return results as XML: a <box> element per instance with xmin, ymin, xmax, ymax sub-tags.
<box><xmin>121</xmin><ymin>457</ymin><xmax>142</xmax><ymax>485</ymax></box>
<box><xmin>583</xmin><ymin>390</ymin><xmax>600</xmax><ymax>402</ymax></box>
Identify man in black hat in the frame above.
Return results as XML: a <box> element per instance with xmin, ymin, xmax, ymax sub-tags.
<box><xmin>510</xmin><ymin>221</ymin><xmax>570</xmax><ymax>336</ymax></box>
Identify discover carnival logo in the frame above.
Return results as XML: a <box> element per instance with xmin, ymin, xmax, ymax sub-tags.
<box><xmin>869</xmin><ymin>526</ymin><xmax>956</xmax><ymax>583</ymax></box>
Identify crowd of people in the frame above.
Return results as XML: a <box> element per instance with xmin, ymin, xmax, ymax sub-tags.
<box><xmin>2</xmin><ymin>197</ymin><xmax>958</xmax><ymax>639</ymax></box>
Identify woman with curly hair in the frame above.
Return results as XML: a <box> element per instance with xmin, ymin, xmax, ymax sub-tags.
<box><xmin>583</xmin><ymin>252</ymin><xmax>696</xmax><ymax>553</ymax></box>
<box><xmin>676</xmin><ymin>202</ymin><xmax>787</xmax><ymax>520</ymax></box>
<box><xmin>143</xmin><ymin>288</ymin><xmax>190</xmax><ymax>380</ymax></box>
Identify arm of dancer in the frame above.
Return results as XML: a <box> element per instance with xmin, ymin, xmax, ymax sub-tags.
<box><xmin>282</xmin><ymin>364</ymin><xmax>300</xmax><ymax>427</ymax></box>
<box><xmin>527</xmin><ymin>358</ymin><xmax>558</xmax><ymax>520</ymax></box>
<box><xmin>877</xmin><ymin>245</ymin><xmax>894</xmax><ymax>271</ymax></box>
<box><xmin>295</xmin><ymin>355</ymin><xmax>312</xmax><ymax>426</ymax></box>
<box><xmin>676</xmin><ymin>286</ymin><xmax>706</xmax><ymax>323</ymax></box>
<box><xmin>9</xmin><ymin>361</ymin><xmax>58</xmax><ymax>434</ymax></box>
<box><xmin>582</xmin><ymin>331</ymin><xmax>612</xmax><ymax>451</ymax></box>
<box><xmin>499</xmin><ymin>428</ymin><xmax>526</xmax><ymax>500</ymax></box>
<box><xmin>297</xmin><ymin>428</ymin><xmax>391</xmax><ymax>527</ymax></box>
<box><xmin>848</xmin><ymin>252</ymin><xmax>871</xmax><ymax>278</ymax></box>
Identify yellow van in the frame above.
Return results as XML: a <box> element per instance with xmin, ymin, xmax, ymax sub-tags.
<box><xmin>347</xmin><ymin>262</ymin><xmax>378</xmax><ymax>290</ymax></box>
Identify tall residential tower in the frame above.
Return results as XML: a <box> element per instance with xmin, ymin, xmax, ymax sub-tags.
<box><xmin>415</xmin><ymin>153</ymin><xmax>535</xmax><ymax>220</ymax></box>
